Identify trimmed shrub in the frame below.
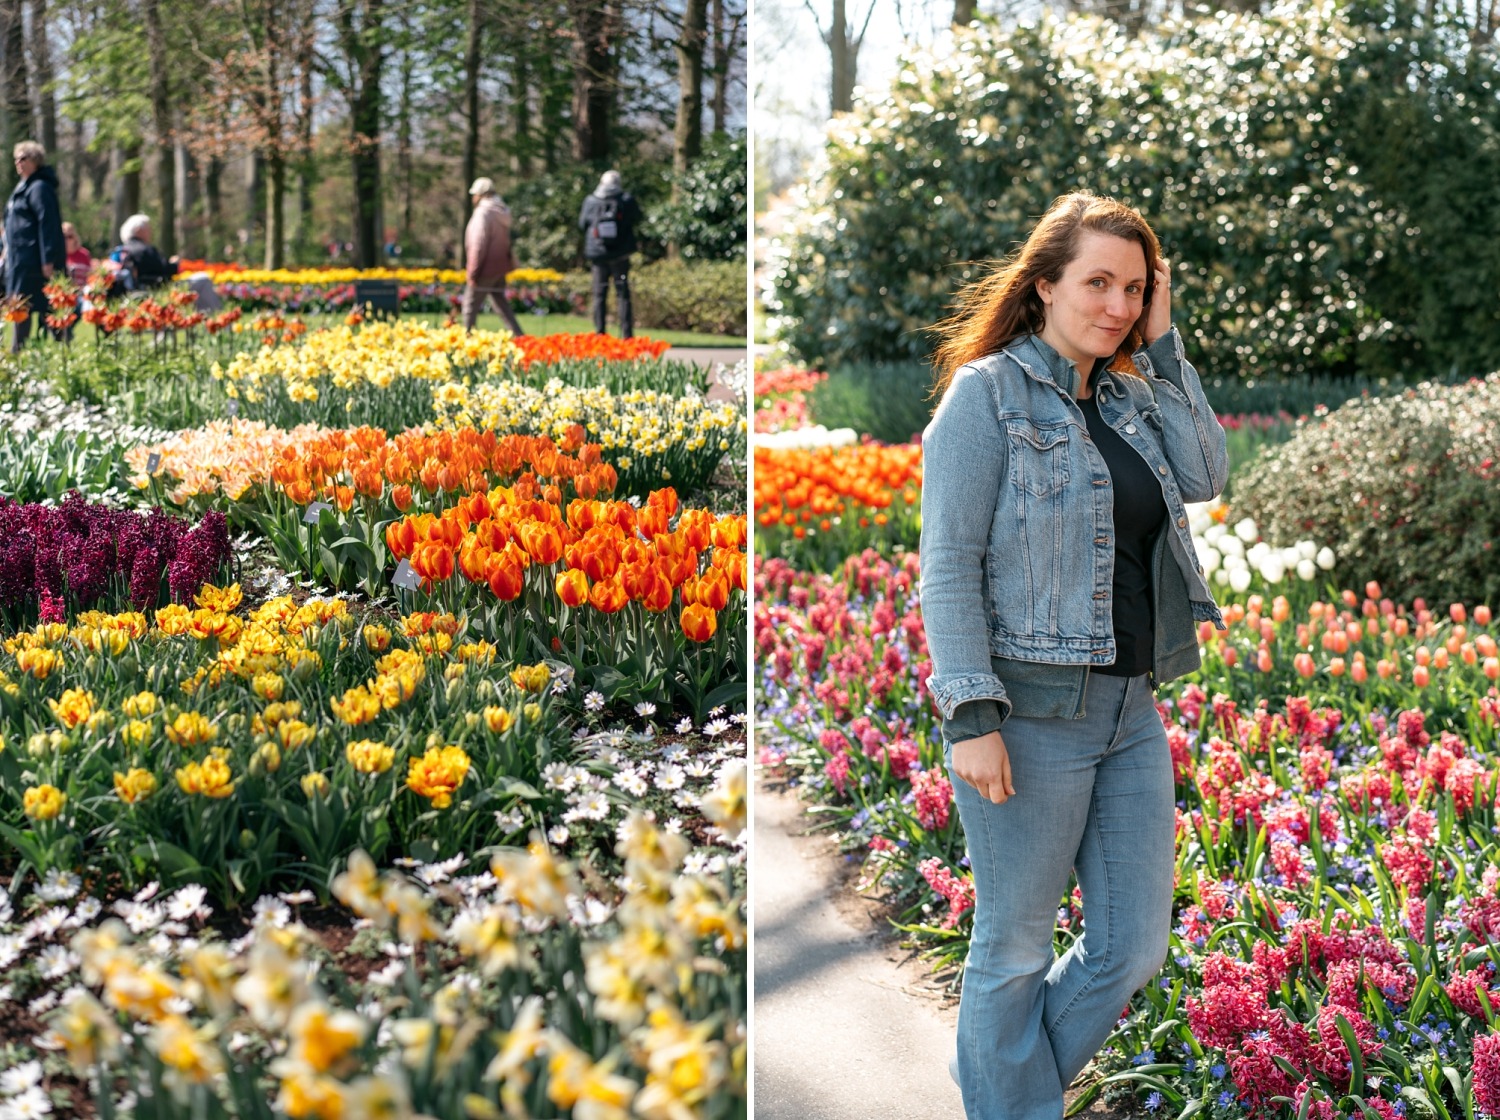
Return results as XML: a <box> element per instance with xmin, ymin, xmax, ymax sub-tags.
<box><xmin>1232</xmin><ymin>373</ymin><xmax>1500</xmax><ymax>605</ymax></box>
<box><xmin>766</xmin><ymin>3</ymin><xmax>1500</xmax><ymax>384</ymax></box>
<box><xmin>627</xmin><ymin>260</ymin><xmax>747</xmax><ymax>336</ymax></box>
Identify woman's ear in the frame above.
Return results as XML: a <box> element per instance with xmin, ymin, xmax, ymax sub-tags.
<box><xmin>1035</xmin><ymin>277</ymin><xmax>1053</xmax><ymax>307</ymax></box>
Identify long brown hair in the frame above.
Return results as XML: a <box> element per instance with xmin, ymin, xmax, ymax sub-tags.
<box><xmin>929</xmin><ymin>191</ymin><xmax>1162</xmax><ymax>395</ymax></box>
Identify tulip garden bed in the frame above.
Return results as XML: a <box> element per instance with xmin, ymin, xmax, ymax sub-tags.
<box><xmin>0</xmin><ymin>298</ymin><xmax>749</xmax><ymax>1119</ymax></box>
<box><xmin>754</xmin><ymin>386</ymin><xmax>1500</xmax><ymax>1119</ymax></box>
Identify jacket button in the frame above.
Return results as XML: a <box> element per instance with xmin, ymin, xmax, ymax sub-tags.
<box><xmin>1158</xmin><ymin>465</ymin><xmax>1168</xmax><ymax>475</ymax></box>
<box><xmin>1093</xmin><ymin>591</ymin><xmax>1108</xmax><ymax>600</ymax></box>
<box><xmin>1125</xmin><ymin>424</ymin><xmax>1136</xmax><ymax>434</ymax></box>
<box><xmin>1177</xmin><ymin>516</ymin><xmax>1187</xmax><ymax>528</ymax></box>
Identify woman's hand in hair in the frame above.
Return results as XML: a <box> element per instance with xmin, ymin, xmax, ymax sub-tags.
<box><xmin>952</xmin><ymin>731</ymin><xmax>1015</xmax><ymax>805</ymax></box>
<box><xmin>1144</xmin><ymin>259</ymin><xmax>1172</xmax><ymax>344</ymax></box>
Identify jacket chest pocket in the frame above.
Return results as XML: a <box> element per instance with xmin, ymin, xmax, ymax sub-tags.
<box><xmin>1004</xmin><ymin>420</ymin><xmax>1070</xmax><ymax>500</ymax></box>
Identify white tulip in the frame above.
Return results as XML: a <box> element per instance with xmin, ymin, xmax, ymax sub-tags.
<box><xmin>1203</xmin><ymin>524</ymin><xmax>1226</xmax><ymax>545</ymax></box>
<box><xmin>1234</xmin><ymin>517</ymin><xmax>1259</xmax><ymax>543</ymax></box>
<box><xmin>1199</xmin><ymin>546</ymin><xmax>1222</xmax><ymax>575</ymax></box>
<box><xmin>1259</xmin><ymin>558</ymin><xmax>1286</xmax><ymax>584</ymax></box>
<box><xmin>1230</xmin><ymin>567</ymin><xmax>1253</xmax><ymax>593</ymax></box>
<box><xmin>1219</xmin><ymin>536</ymin><xmax>1245</xmax><ymax>558</ymax></box>
<box><xmin>1316</xmin><ymin>547</ymin><xmax>1336</xmax><ymax>570</ymax></box>
<box><xmin>1297</xmin><ymin>558</ymin><xmax>1317</xmax><ymax>581</ymax></box>
<box><xmin>1213</xmin><ymin>567</ymin><xmax>1231</xmax><ymax>587</ymax></box>
<box><xmin>1296</xmin><ymin>540</ymin><xmax>1317</xmax><ymax>560</ymax></box>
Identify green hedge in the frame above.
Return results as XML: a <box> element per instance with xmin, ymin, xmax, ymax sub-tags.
<box><xmin>1233</xmin><ymin>372</ymin><xmax>1500</xmax><ymax>606</ymax></box>
<box><xmin>625</xmin><ymin>260</ymin><xmax>746</xmax><ymax>336</ymax></box>
<box><xmin>766</xmin><ymin>3</ymin><xmax>1500</xmax><ymax>384</ymax></box>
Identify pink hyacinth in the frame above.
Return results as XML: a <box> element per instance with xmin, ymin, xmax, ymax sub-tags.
<box><xmin>1473</xmin><ymin>1031</ymin><xmax>1500</xmax><ymax>1117</ymax></box>
<box><xmin>911</xmin><ymin>768</ymin><xmax>953</xmax><ymax>831</ymax></box>
<box><xmin>917</xmin><ymin>857</ymin><xmax>975</xmax><ymax>928</ymax></box>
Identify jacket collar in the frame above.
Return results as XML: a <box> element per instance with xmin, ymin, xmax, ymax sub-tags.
<box><xmin>1004</xmin><ymin>334</ymin><xmax>1117</xmax><ymax>400</ymax></box>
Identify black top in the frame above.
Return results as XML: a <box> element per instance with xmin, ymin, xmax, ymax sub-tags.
<box><xmin>119</xmin><ymin>238</ymin><xmax>178</xmax><ymax>288</ymax></box>
<box><xmin>1078</xmin><ymin>391</ymin><xmax>1167</xmax><ymax>677</ymax></box>
<box><xmin>945</xmin><ymin>379</ymin><xmax>1171</xmax><ymax>743</ymax></box>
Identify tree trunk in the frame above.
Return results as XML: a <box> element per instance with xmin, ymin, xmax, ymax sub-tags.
<box><xmin>952</xmin><ymin>0</ymin><xmax>975</xmax><ymax>26</ymax></box>
<box><xmin>673</xmin><ymin>0</ymin><xmax>707</xmax><ymax>180</ymax></box>
<box><xmin>542</xmin><ymin>40</ymin><xmax>567</xmax><ymax>171</ymax></box>
<box><xmin>205</xmin><ymin>154</ymin><xmax>223</xmax><ymax>256</ymax></box>
<box><xmin>0</xmin><ymin>0</ymin><xmax>31</xmax><ymax>197</ymax></box>
<box><xmin>68</xmin><ymin>113</ymin><xmax>84</xmax><ymax>210</ymax></box>
<box><xmin>341</xmin><ymin>0</ymin><xmax>384</xmax><ymax>267</ymax></box>
<box><xmin>463</xmin><ymin>0</ymin><xmax>480</xmax><ymax>211</ymax></box>
<box><xmin>830</xmin><ymin>0</ymin><xmax>853</xmax><ymax>114</ymax></box>
<box><xmin>513</xmin><ymin>43</ymin><xmax>533</xmax><ymax>177</ymax></box>
<box><xmin>570</xmin><ymin>0</ymin><xmax>613</xmax><ymax>162</ymax></box>
<box><xmin>245</xmin><ymin>148</ymin><xmax>263</xmax><ymax>255</ymax></box>
<box><xmin>264</xmin><ymin>150</ymin><xmax>284</xmax><ymax>268</ymax></box>
<box><xmin>28</xmin><ymin>0</ymin><xmax>54</xmax><ymax>153</ymax></box>
<box><xmin>295</xmin><ymin>21</ymin><xmax>316</xmax><ymax>259</ymax></box>
<box><xmin>397</xmin><ymin>35</ymin><xmax>413</xmax><ymax>236</ymax></box>
<box><xmin>142</xmin><ymin>0</ymin><xmax>176</xmax><ymax>256</ymax></box>
<box><xmin>709</xmin><ymin>0</ymin><xmax>733</xmax><ymax>135</ymax></box>
<box><xmin>113</xmin><ymin>144</ymin><xmax>142</xmax><ymax>242</ymax></box>
<box><xmin>176</xmin><ymin>141</ymin><xmax>201</xmax><ymax>258</ymax></box>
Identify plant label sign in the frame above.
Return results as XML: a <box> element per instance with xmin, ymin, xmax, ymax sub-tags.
<box><xmin>226</xmin><ymin>398</ymin><xmax>239</xmax><ymax>417</ymax></box>
<box><xmin>303</xmin><ymin>502</ymin><xmax>334</xmax><ymax>525</ymax></box>
<box><xmin>392</xmin><ymin>559</ymin><xmax>422</xmax><ymax>591</ymax></box>
<box><xmin>145</xmin><ymin>452</ymin><xmax>162</xmax><ymax>474</ymax></box>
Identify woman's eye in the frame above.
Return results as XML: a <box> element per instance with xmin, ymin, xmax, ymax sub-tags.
<box><xmin>1126</xmin><ymin>285</ymin><xmax>1142</xmax><ymax>296</ymax></box>
<box><xmin>1089</xmin><ymin>278</ymin><xmax>1106</xmax><ymax>288</ymax></box>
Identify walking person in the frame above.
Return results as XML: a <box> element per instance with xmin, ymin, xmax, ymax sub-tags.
<box><xmin>919</xmin><ymin>191</ymin><xmax>1228</xmax><ymax>1120</ymax></box>
<box><xmin>3</xmin><ymin>141</ymin><xmax>66</xmax><ymax>352</ymax></box>
<box><xmin>463</xmin><ymin>177</ymin><xmax>525</xmax><ymax>336</ymax></box>
<box><xmin>579</xmin><ymin>170</ymin><xmax>641</xmax><ymax>338</ymax></box>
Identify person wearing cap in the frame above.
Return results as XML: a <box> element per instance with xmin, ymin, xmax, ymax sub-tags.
<box><xmin>463</xmin><ymin>177</ymin><xmax>525</xmax><ymax>336</ymax></box>
<box><xmin>578</xmin><ymin>169</ymin><xmax>642</xmax><ymax>338</ymax></box>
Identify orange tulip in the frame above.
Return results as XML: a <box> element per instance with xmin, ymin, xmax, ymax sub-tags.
<box><xmin>1412</xmin><ymin>664</ymin><xmax>1430</xmax><ymax>688</ymax></box>
<box><xmin>1293</xmin><ymin>653</ymin><xmax>1315</xmax><ymax>679</ymax></box>
<box><xmin>681</xmin><ymin>602</ymin><xmax>717</xmax><ymax>643</ymax></box>
<box><xmin>392</xmin><ymin>484</ymin><xmax>414</xmax><ymax>512</ymax></box>
<box><xmin>519</xmin><ymin>521</ymin><xmax>564</xmax><ymax>565</ymax></box>
<box><xmin>411</xmin><ymin>542</ymin><xmax>455</xmax><ymax>584</ymax></box>
<box><xmin>589</xmin><ymin>575</ymin><xmax>628</xmax><ymax>614</ymax></box>
<box><xmin>556</xmin><ymin>568</ymin><xmax>589</xmax><ymax>607</ymax></box>
<box><xmin>487</xmin><ymin>556</ymin><xmax>525</xmax><ymax>601</ymax></box>
<box><xmin>641</xmin><ymin>567</ymin><xmax>673</xmax><ymax>613</ymax></box>
<box><xmin>459</xmin><ymin>540</ymin><xmax>492</xmax><ymax>583</ymax></box>
<box><xmin>1476</xmin><ymin>604</ymin><xmax>1492</xmax><ymax>626</ymax></box>
<box><xmin>386</xmin><ymin>519</ymin><xmax>417</xmax><ymax>559</ymax></box>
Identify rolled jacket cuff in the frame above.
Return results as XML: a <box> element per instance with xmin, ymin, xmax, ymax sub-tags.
<box><xmin>927</xmin><ymin>670</ymin><xmax>1011</xmax><ymax>723</ymax></box>
<box><xmin>943</xmin><ymin>697</ymin><xmax>1007</xmax><ymax>744</ymax></box>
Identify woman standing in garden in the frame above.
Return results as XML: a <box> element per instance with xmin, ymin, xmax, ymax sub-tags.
<box><xmin>3</xmin><ymin>141</ymin><xmax>66</xmax><ymax>352</ymax></box>
<box><xmin>919</xmin><ymin>191</ymin><xmax>1228</xmax><ymax>1119</ymax></box>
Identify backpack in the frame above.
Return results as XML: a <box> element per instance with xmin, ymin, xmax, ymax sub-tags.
<box><xmin>593</xmin><ymin>197</ymin><xmax>622</xmax><ymax>249</ymax></box>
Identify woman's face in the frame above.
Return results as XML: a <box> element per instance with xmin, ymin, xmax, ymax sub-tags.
<box><xmin>1034</xmin><ymin>231</ymin><xmax>1148</xmax><ymax>372</ymax></box>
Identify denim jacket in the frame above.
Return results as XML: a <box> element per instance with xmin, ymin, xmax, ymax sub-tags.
<box><xmin>919</xmin><ymin>327</ymin><xmax>1228</xmax><ymax>728</ymax></box>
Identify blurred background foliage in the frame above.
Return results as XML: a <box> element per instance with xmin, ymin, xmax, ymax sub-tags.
<box><xmin>763</xmin><ymin>0</ymin><xmax>1500</xmax><ymax>385</ymax></box>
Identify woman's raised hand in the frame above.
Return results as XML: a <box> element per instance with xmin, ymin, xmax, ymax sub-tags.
<box><xmin>1145</xmin><ymin>258</ymin><xmax>1172</xmax><ymax>344</ymax></box>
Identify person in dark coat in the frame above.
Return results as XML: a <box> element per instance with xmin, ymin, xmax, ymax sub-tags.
<box><xmin>112</xmin><ymin>214</ymin><xmax>180</xmax><ymax>290</ymax></box>
<box><xmin>578</xmin><ymin>170</ymin><xmax>642</xmax><ymax>338</ymax></box>
<box><xmin>3</xmin><ymin>141</ymin><xmax>66</xmax><ymax>352</ymax></box>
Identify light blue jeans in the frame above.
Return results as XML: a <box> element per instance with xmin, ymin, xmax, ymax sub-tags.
<box><xmin>945</xmin><ymin>672</ymin><xmax>1174</xmax><ymax>1120</ymax></box>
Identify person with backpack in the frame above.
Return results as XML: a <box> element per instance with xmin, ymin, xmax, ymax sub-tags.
<box><xmin>110</xmin><ymin>214</ymin><xmax>179</xmax><ymax>292</ymax></box>
<box><xmin>578</xmin><ymin>169</ymin><xmax>642</xmax><ymax>338</ymax></box>
<box><xmin>3</xmin><ymin>140</ymin><xmax>66</xmax><ymax>352</ymax></box>
<box><xmin>463</xmin><ymin>177</ymin><xmax>525</xmax><ymax>335</ymax></box>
